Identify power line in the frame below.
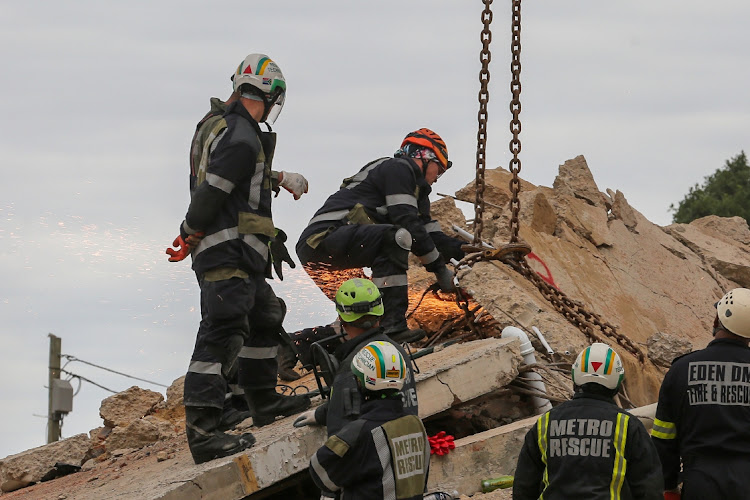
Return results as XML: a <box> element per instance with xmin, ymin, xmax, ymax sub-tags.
<box><xmin>61</xmin><ymin>369</ymin><xmax>118</xmax><ymax>394</ymax></box>
<box><xmin>61</xmin><ymin>355</ymin><xmax>168</xmax><ymax>388</ymax></box>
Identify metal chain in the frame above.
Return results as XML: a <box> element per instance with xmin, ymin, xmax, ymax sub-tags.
<box><xmin>461</xmin><ymin>0</ymin><xmax>645</xmax><ymax>362</ymax></box>
<box><xmin>474</xmin><ymin>0</ymin><xmax>493</xmax><ymax>244</ymax></box>
<box><xmin>508</xmin><ymin>0</ymin><xmax>523</xmax><ymax>243</ymax></box>
<box><xmin>510</xmin><ymin>259</ymin><xmax>645</xmax><ymax>361</ymax></box>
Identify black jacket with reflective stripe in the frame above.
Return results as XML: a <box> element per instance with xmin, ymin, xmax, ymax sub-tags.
<box><xmin>309</xmin><ymin>398</ymin><xmax>429</xmax><ymax>500</ymax></box>
<box><xmin>297</xmin><ymin>156</ymin><xmax>447</xmax><ymax>271</ymax></box>
<box><xmin>184</xmin><ymin>100</ymin><xmax>276</xmax><ymax>275</ymax></box>
<box><xmin>513</xmin><ymin>392</ymin><xmax>662</xmax><ymax>500</ymax></box>
<box><xmin>652</xmin><ymin>338</ymin><xmax>750</xmax><ymax>489</ymax></box>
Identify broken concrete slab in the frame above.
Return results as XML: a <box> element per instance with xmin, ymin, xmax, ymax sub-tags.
<box><xmin>0</xmin><ymin>433</ymin><xmax>90</xmax><ymax>493</ymax></box>
<box><xmin>1</xmin><ymin>338</ymin><xmax>521</xmax><ymax>499</ymax></box>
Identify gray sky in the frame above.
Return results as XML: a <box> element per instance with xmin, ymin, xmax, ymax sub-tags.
<box><xmin>1</xmin><ymin>1</ymin><xmax>748</xmax><ymax>458</ymax></box>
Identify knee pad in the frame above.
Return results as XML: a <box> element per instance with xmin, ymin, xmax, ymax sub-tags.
<box><xmin>383</xmin><ymin>227</ymin><xmax>412</xmax><ymax>270</ymax></box>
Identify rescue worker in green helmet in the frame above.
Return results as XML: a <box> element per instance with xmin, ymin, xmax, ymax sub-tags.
<box><xmin>652</xmin><ymin>288</ymin><xmax>750</xmax><ymax>500</ymax></box>
<box><xmin>513</xmin><ymin>343</ymin><xmax>663</xmax><ymax>500</ymax></box>
<box><xmin>293</xmin><ymin>278</ymin><xmax>419</xmax><ymax>436</ymax></box>
<box><xmin>295</xmin><ymin>129</ymin><xmax>466</xmax><ymax>344</ymax></box>
<box><xmin>167</xmin><ymin>53</ymin><xmax>310</xmax><ymax>464</ymax></box>
<box><xmin>308</xmin><ymin>341</ymin><xmax>429</xmax><ymax>500</ymax></box>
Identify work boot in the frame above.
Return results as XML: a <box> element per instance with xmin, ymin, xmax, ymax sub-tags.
<box><xmin>245</xmin><ymin>388</ymin><xmax>311</xmax><ymax>427</ymax></box>
<box><xmin>185</xmin><ymin>406</ymin><xmax>256</xmax><ymax>464</ymax></box>
<box><xmin>276</xmin><ymin>342</ymin><xmax>301</xmax><ymax>382</ymax></box>
<box><xmin>385</xmin><ymin>327</ymin><xmax>427</xmax><ymax>343</ymax></box>
<box><xmin>218</xmin><ymin>396</ymin><xmax>251</xmax><ymax>432</ymax></box>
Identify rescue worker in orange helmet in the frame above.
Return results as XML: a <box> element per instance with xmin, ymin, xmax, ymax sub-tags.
<box><xmin>295</xmin><ymin>129</ymin><xmax>465</xmax><ymax>345</ymax></box>
<box><xmin>513</xmin><ymin>343</ymin><xmax>663</xmax><ymax>500</ymax></box>
<box><xmin>652</xmin><ymin>288</ymin><xmax>750</xmax><ymax>500</ymax></box>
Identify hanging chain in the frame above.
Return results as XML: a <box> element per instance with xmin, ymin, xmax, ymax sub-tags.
<box><xmin>508</xmin><ymin>0</ymin><xmax>523</xmax><ymax>243</ymax></box>
<box><xmin>460</xmin><ymin>0</ymin><xmax>645</xmax><ymax>362</ymax></box>
<box><xmin>474</xmin><ymin>0</ymin><xmax>493</xmax><ymax>244</ymax></box>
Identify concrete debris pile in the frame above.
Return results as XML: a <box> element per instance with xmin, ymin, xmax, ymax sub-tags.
<box><xmin>3</xmin><ymin>154</ymin><xmax>750</xmax><ymax>499</ymax></box>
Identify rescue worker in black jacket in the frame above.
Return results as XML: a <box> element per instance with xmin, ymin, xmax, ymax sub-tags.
<box><xmin>186</xmin><ymin>81</ymin><xmax>309</xmax><ymax>421</ymax></box>
<box><xmin>167</xmin><ymin>53</ymin><xmax>309</xmax><ymax>464</ymax></box>
<box><xmin>292</xmin><ymin>278</ymin><xmax>418</xmax><ymax>436</ymax></box>
<box><xmin>652</xmin><ymin>287</ymin><xmax>750</xmax><ymax>500</ymax></box>
<box><xmin>308</xmin><ymin>341</ymin><xmax>429</xmax><ymax>500</ymax></box>
<box><xmin>514</xmin><ymin>343</ymin><xmax>663</xmax><ymax>500</ymax></box>
<box><xmin>295</xmin><ymin>128</ymin><xmax>465</xmax><ymax>344</ymax></box>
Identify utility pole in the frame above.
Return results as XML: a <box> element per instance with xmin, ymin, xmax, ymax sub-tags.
<box><xmin>47</xmin><ymin>333</ymin><xmax>62</xmax><ymax>443</ymax></box>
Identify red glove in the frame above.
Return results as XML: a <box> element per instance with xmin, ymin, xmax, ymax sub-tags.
<box><xmin>428</xmin><ymin>431</ymin><xmax>455</xmax><ymax>456</ymax></box>
<box><xmin>165</xmin><ymin>232</ymin><xmax>204</xmax><ymax>262</ymax></box>
<box><xmin>664</xmin><ymin>491</ymin><xmax>681</xmax><ymax>500</ymax></box>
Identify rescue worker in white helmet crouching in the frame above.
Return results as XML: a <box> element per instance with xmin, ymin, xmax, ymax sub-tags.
<box><xmin>308</xmin><ymin>341</ymin><xmax>429</xmax><ymax>500</ymax></box>
<box><xmin>652</xmin><ymin>288</ymin><xmax>750</xmax><ymax>500</ymax></box>
<box><xmin>513</xmin><ymin>343</ymin><xmax>663</xmax><ymax>500</ymax></box>
<box><xmin>292</xmin><ymin>278</ymin><xmax>419</xmax><ymax>437</ymax></box>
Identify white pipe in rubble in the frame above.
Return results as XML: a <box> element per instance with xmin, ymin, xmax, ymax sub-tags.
<box><xmin>501</xmin><ymin>326</ymin><xmax>553</xmax><ymax>414</ymax></box>
<box><xmin>451</xmin><ymin>224</ymin><xmax>494</xmax><ymax>248</ymax></box>
<box><xmin>531</xmin><ymin>326</ymin><xmax>555</xmax><ymax>355</ymax></box>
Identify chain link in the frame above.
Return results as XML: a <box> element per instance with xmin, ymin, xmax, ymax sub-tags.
<box><xmin>474</xmin><ymin>0</ymin><xmax>493</xmax><ymax>244</ymax></box>
<box><xmin>508</xmin><ymin>0</ymin><xmax>523</xmax><ymax>244</ymax></box>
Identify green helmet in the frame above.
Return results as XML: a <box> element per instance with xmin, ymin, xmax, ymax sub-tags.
<box><xmin>334</xmin><ymin>278</ymin><xmax>384</xmax><ymax>323</ymax></box>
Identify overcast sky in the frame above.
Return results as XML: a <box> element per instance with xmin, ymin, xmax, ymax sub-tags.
<box><xmin>1</xmin><ymin>1</ymin><xmax>748</xmax><ymax>458</ymax></box>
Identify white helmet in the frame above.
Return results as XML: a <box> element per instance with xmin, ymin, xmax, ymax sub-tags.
<box><xmin>351</xmin><ymin>341</ymin><xmax>406</xmax><ymax>392</ymax></box>
<box><xmin>231</xmin><ymin>53</ymin><xmax>286</xmax><ymax>124</ymax></box>
<box><xmin>716</xmin><ymin>288</ymin><xmax>750</xmax><ymax>338</ymax></box>
<box><xmin>571</xmin><ymin>343</ymin><xmax>624</xmax><ymax>390</ymax></box>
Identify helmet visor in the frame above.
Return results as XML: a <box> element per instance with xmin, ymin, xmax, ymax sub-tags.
<box><xmin>264</xmin><ymin>90</ymin><xmax>285</xmax><ymax>124</ymax></box>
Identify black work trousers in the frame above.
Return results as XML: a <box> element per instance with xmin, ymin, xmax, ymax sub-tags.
<box><xmin>298</xmin><ymin>224</ymin><xmax>410</xmax><ymax>332</ymax></box>
<box><xmin>184</xmin><ymin>273</ymin><xmax>282</xmax><ymax>409</ymax></box>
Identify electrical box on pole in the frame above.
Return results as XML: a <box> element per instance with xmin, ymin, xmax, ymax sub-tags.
<box><xmin>51</xmin><ymin>379</ymin><xmax>73</xmax><ymax>413</ymax></box>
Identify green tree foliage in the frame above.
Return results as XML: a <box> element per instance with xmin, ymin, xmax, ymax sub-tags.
<box><xmin>670</xmin><ymin>151</ymin><xmax>750</xmax><ymax>224</ymax></box>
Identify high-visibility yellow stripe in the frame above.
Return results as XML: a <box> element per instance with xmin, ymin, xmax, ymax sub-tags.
<box><xmin>609</xmin><ymin>413</ymin><xmax>629</xmax><ymax>499</ymax></box>
<box><xmin>651</xmin><ymin>418</ymin><xmax>677</xmax><ymax>440</ymax></box>
<box><xmin>537</xmin><ymin>412</ymin><xmax>550</xmax><ymax>499</ymax></box>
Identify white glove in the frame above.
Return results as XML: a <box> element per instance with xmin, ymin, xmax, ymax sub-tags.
<box><xmin>279</xmin><ymin>171</ymin><xmax>308</xmax><ymax>200</ymax></box>
<box><xmin>293</xmin><ymin>409</ymin><xmax>318</xmax><ymax>428</ymax></box>
<box><xmin>434</xmin><ymin>265</ymin><xmax>457</xmax><ymax>293</ymax></box>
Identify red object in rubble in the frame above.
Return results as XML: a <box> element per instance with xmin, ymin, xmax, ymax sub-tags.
<box><xmin>428</xmin><ymin>431</ymin><xmax>455</xmax><ymax>456</ymax></box>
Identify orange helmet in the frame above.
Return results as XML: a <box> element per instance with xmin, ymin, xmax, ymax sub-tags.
<box><xmin>400</xmin><ymin>128</ymin><xmax>451</xmax><ymax>171</ymax></box>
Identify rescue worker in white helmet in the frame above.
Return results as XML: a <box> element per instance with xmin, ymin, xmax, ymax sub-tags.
<box><xmin>293</xmin><ymin>278</ymin><xmax>419</xmax><ymax>436</ymax></box>
<box><xmin>166</xmin><ymin>53</ymin><xmax>310</xmax><ymax>464</ymax></box>
<box><xmin>652</xmin><ymin>288</ymin><xmax>750</xmax><ymax>500</ymax></box>
<box><xmin>513</xmin><ymin>343</ymin><xmax>663</xmax><ymax>500</ymax></box>
<box><xmin>308</xmin><ymin>341</ymin><xmax>429</xmax><ymax>500</ymax></box>
<box><xmin>174</xmin><ymin>52</ymin><xmax>311</xmax><ymax>427</ymax></box>
<box><xmin>295</xmin><ymin>128</ymin><xmax>466</xmax><ymax>345</ymax></box>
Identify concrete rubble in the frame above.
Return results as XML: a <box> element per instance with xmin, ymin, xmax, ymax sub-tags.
<box><xmin>3</xmin><ymin>154</ymin><xmax>750</xmax><ymax>499</ymax></box>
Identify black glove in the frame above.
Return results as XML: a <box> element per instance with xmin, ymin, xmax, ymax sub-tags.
<box><xmin>269</xmin><ymin>228</ymin><xmax>296</xmax><ymax>280</ymax></box>
<box><xmin>434</xmin><ymin>265</ymin><xmax>457</xmax><ymax>293</ymax></box>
